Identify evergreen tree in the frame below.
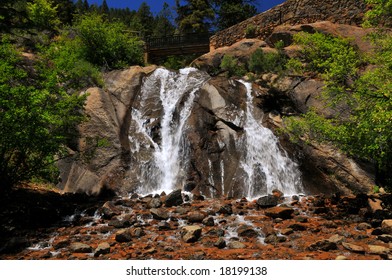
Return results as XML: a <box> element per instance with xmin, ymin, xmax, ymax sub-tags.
<box><xmin>213</xmin><ymin>0</ymin><xmax>257</xmax><ymax>30</ymax></box>
<box><xmin>153</xmin><ymin>2</ymin><xmax>175</xmax><ymax>36</ymax></box>
<box><xmin>175</xmin><ymin>0</ymin><xmax>214</xmax><ymax>33</ymax></box>
<box><xmin>101</xmin><ymin>0</ymin><xmax>109</xmax><ymax>15</ymax></box>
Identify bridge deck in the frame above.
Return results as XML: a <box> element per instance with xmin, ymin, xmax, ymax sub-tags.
<box><xmin>144</xmin><ymin>33</ymin><xmax>211</xmax><ymax>63</ymax></box>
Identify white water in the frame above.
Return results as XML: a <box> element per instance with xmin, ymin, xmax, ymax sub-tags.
<box><xmin>131</xmin><ymin>68</ymin><xmax>209</xmax><ymax>194</ymax></box>
<box><xmin>239</xmin><ymin>81</ymin><xmax>303</xmax><ymax>198</ymax></box>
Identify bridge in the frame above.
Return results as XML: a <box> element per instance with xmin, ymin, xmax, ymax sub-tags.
<box><xmin>144</xmin><ymin>33</ymin><xmax>211</xmax><ymax>64</ymax></box>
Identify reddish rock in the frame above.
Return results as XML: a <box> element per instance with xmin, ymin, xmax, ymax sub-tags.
<box><xmin>265</xmin><ymin>206</ymin><xmax>294</xmax><ymax>220</ymax></box>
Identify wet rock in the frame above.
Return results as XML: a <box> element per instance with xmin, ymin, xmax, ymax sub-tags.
<box><xmin>371</xmin><ymin>228</ymin><xmax>384</xmax><ymax>235</ymax></box>
<box><xmin>187</xmin><ymin>211</ymin><xmax>207</xmax><ymax>223</ymax></box>
<box><xmin>256</xmin><ymin>195</ymin><xmax>278</xmax><ymax>208</ymax></box>
<box><xmin>207</xmin><ymin>228</ymin><xmax>225</xmax><ymax>237</ymax></box>
<box><xmin>381</xmin><ymin>219</ymin><xmax>392</xmax><ymax>234</ymax></box>
<box><xmin>115</xmin><ymin>229</ymin><xmax>132</xmax><ymax>243</ymax></box>
<box><xmin>313</xmin><ymin>207</ymin><xmax>329</xmax><ymax>214</ymax></box>
<box><xmin>202</xmin><ymin>216</ymin><xmax>215</xmax><ymax>226</ymax></box>
<box><xmin>356</xmin><ymin>222</ymin><xmax>372</xmax><ymax>230</ymax></box>
<box><xmin>335</xmin><ymin>256</ymin><xmax>348</xmax><ymax>260</ymax></box>
<box><xmin>157</xmin><ymin>221</ymin><xmax>171</xmax><ymax>230</ymax></box>
<box><xmin>308</xmin><ymin>240</ymin><xmax>337</xmax><ymax>251</ymax></box>
<box><xmin>368</xmin><ymin>245</ymin><xmax>389</xmax><ymax>255</ymax></box>
<box><xmin>181</xmin><ymin>226</ymin><xmax>202</xmax><ymax>243</ymax></box>
<box><xmin>217</xmin><ymin>204</ymin><xmax>233</xmax><ymax>215</ymax></box>
<box><xmin>101</xmin><ymin>201</ymin><xmax>122</xmax><ymax>219</ymax></box>
<box><xmin>288</xmin><ymin>223</ymin><xmax>307</xmax><ymax>231</ymax></box>
<box><xmin>108</xmin><ymin>216</ymin><xmax>132</xmax><ymax>228</ymax></box>
<box><xmin>265</xmin><ymin>206</ymin><xmax>294</xmax><ymax>220</ymax></box>
<box><xmin>175</xmin><ymin>206</ymin><xmax>190</xmax><ymax>215</ymax></box>
<box><xmin>214</xmin><ymin>237</ymin><xmax>226</xmax><ymax>249</ymax></box>
<box><xmin>94</xmin><ymin>242</ymin><xmax>110</xmax><ymax>257</ymax></box>
<box><xmin>342</xmin><ymin>242</ymin><xmax>365</xmax><ymax>254</ymax></box>
<box><xmin>272</xmin><ymin>189</ymin><xmax>284</xmax><ymax>199</ymax></box>
<box><xmin>264</xmin><ymin>234</ymin><xmax>287</xmax><ymax>244</ymax></box>
<box><xmin>227</xmin><ymin>241</ymin><xmax>246</xmax><ymax>249</ymax></box>
<box><xmin>164</xmin><ymin>190</ymin><xmax>183</xmax><ymax>207</ymax></box>
<box><xmin>237</xmin><ymin>225</ymin><xmax>259</xmax><ymax>237</ymax></box>
<box><xmin>150</xmin><ymin>208</ymin><xmax>169</xmax><ymax>220</ymax></box>
<box><xmin>70</xmin><ymin>242</ymin><xmax>93</xmax><ymax>253</ymax></box>
<box><xmin>377</xmin><ymin>234</ymin><xmax>392</xmax><ymax>243</ymax></box>
<box><xmin>147</xmin><ymin>198</ymin><xmax>163</xmax><ymax>209</ymax></box>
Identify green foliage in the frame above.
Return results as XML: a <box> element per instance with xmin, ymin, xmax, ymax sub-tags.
<box><xmin>220</xmin><ymin>55</ymin><xmax>246</xmax><ymax>77</ymax></box>
<box><xmin>27</xmin><ymin>0</ymin><xmax>60</xmax><ymax>30</ymax></box>
<box><xmin>248</xmin><ymin>48</ymin><xmax>287</xmax><ymax>74</ymax></box>
<box><xmin>284</xmin><ymin>31</ymin><xmax>392</xmax><ymax>189</ymax></box>
<box><xmin>363</xmin><ymin>0</ymin><xmax>392</xmax><ymax>27</ymax></box>
<box><xmin>214</xmin><ymin>1</ymin><xmax>257</xmax><ymax>31</ymax></box>
<box><xmin>0</xmin><ymin>38</ymin><xmax>86</xmax><ymax>188</ymax></box>
<box><xmin>176</xmin><ymin>0</ymin><xmax>215</xmax><ymax>33</ymax></box>
<box><xmin>74</xmin><ymin>13</ymin><xmax>144</xmax><ymax>69</ymax></box>
<box><xmin>40</xmin><ymin>30</ymin><xmax>103</xmax><ymax>91</ymax></box>
<box><xmin>292</xmin><ymin>32</ymin><xmax>359</xmax><ymax>85</ymax></box>
<box><xmin>245</xmin><ymin>24</ymin><xmax>257</xmax><ymax>38</ymax></box>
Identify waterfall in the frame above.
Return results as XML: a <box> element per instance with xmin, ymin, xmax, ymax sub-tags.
<box><xmin>238</xmin><ymin>80</ymin><xmax>303</xmax><ymax>198</ymax></box>
<box><xmin>129</xmin><ymin>68</ymin><xmax>209</xmax><ymax>194</ymax></box>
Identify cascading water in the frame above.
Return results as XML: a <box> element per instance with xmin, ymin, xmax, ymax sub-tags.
<box><xmin>238</xmin><ymin>80</ymin><xmax>303</xmax><ymax>198</ymax></box>
<box><xmin>129</xmin><ymin>68</ymin><xmax>209</xmax><ymax>194</ymax></box>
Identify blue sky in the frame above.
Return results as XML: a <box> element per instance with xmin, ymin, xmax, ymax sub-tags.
<box><xmin>87</xmin><ymin>0</ymin><xmax>286</xmax><ymax>15</ymax></box>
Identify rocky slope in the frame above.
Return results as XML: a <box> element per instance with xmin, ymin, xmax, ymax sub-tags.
<box><xmin>1</xmin><ymin>188</ymin><xmax>391</xmax><ymax>260</ymax></box>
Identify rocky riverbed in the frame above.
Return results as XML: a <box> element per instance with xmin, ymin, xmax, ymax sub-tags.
<box><xmin>1</xmin><ymin>186</ymin><xmax>391</xmax><ymax>260</ymax></box>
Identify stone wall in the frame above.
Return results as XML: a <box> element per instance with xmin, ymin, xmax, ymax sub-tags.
<box><xmin>210</xmin><ymin>0</ymin><xmax>367</xmax><ymax>50</ymax></box>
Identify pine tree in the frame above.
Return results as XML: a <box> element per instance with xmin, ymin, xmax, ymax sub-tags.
<box><xmin>101</xmin><ymin>0</ymin><xmax>109</xmax><ymax>14</ymax></box>
<box><xmin>175</xmin><ymin>0</ymin><xmax>214</xmax><ymax>34</ymax></box>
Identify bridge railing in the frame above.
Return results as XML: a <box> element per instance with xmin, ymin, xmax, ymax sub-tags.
<box><xmin>144</xmin><ymin>33</ymin><xmax>211</xmax><ymax>50</ymax></box>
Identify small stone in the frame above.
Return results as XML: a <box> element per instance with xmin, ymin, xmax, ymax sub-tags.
<box><xmin>272</xmin><ymin>189</ymin><xmax>284</xmax><ymax>199</ymax></box>
<box><xmin>158</xmin><ymin>221</ymin><xmax>171</xmax><ymax>230</ymax></box>
<box><xmin>227</xmin><ymin>241</ymin><xmax>246</xmax><ymax>249</ymax></box>
<box><xmin>371</xmin><ymin>228</ymin><xmax>384</xmax><ymax>235</ymax></box>
<box><xmin>164</xmin><ymin>189</ymin><xmax>183</xmax><ymax>207</ymax></box>
<box><xmin>342</xmin><ymin>242</ymin><xmax>365</xmax><ymax>254</ymax></box>
<box><xmin>328</xmin><ymin>234</ymin><xmax>345</xmax><ymax>245</ymax></box>
<box><xmin>256</xmin><ymin>195</ymin><xmax>278</xmax><ymax>208</ymax></box>
<box><xmin>187</xmin><ymin>211</ymin><xmax>206</xmax><ymax>223</ymax></box>
<box><xmin>368</xmin><ymin>198</ymin><xmax>383</xmax><ymax>213</ymax></box>
<box><xmin>100</xmin><ymin>201</ymin><xmax>121</xmax><ymax>219</ymax></box>
<box><xmin>313</xmin><ymin>207</ymin><xmax>329</xmax><ymax>214</ymax></box>
<box><xmin>237</xmin><ymin>225</ymin><xmax>259</xmax><ymax>237</ymax></box>
<box><xmin>265</xmin><ymin>206</ymin><xmax>294</xmax><ymax>220</ymax></box>
<box><xmin>147</xmin><ymin>197</ymin><xmax>163</xmax><ymax>209</ymax></box>
<box><xmin>356</xmin><ymin>223</ymin><xmax>372</xmax><ymax>230</ymax></box>
<box><xmin>294</xmin><ymin>216</ymin><xmax>308</xmax><ymax>223</ymax></box>
<box><xmin>264</xmin><ymin>234</ymin><xmax>287</xmax><ymax>244</ymax></box>
<box><xmin>214</xmin><ymin>237</ymin><xmax>226</xmax><ymax>249</ymax></box>
<box><xmin>150</xmin><ymin>208</ymin><xmax>169</xmax><ymax>220</ymax></box>
<box><xmin>130</xmin><ymin>228</ymin><xmax>145</xmax><ymax>238</ymax></box>
<box><xmin>288</xmin><ymin>223</ymin><xmax>307</xmax><ymax>231</ymax></box>
<box><xmin>70</xmin><ymin>242</ymin><xmax>92</xmax><ymax>253</ymax></box>
<box><xmin>115</xmin><ymin>229</ymin><xmax>132</xmax><ymax>243</ymax></box>
<box><xmin>52</xmin><ymin>239</ymin><xmax>70</xmax><ymax>250</ymax></box>
<box><xmin>368</xmin><ymin>245</ymin><xmax>389</xmax><ymax>255</ymax></box>
<box><xmin>381</xmin><ymin>219</ymin><xmax>392</xmax><ymax>234</ymax></box>
<box><xmin>377</xmin><ymin>234</ymin><xmax>392</xmax><ymax>243</ymax></box>
<box><xmin>202</xmin><ymin>216</ymin><xmax>215</xmax><ymax>226</ymax></box>
<box><xmin>182</xmin><ymin>226</ymin><xmax>202</xmax><ymax>243</ymax></box>
<box><xmin>108</xmin><ymin>218</ymin><xmax>131</xmax><ymax>228</ymax></box>
<box><xmin>94</xmin><ymin>242</ymin><xmax>110</xmax><ymax>257</ymax></box>
<box><xmin>335</xmin><ymin>256</ymin><xmax>348</xmax><ymax>260</ymax></box>
<box><xmin>308</xmin><ymin>240</ymin><xmax>337</xmax><ymax>251</ymax></box>
<box><xmin>280</xmin><ymin>228</ymin><xmax>294</xmax><ymax>235</ymax></box>
<box><xmin>217</xmin><ymin>204</ymin><xmax>233</xmax><ymax>215</ymax></box>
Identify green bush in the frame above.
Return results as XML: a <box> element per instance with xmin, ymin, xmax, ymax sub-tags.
<box><xmin>220</xmin><ymin>55</ymin><xmax>246</xmax><ymax>77</ymax></box>
<box><xmin>0</xmin><ymin>38</ymin><xmax>86</xmax><ymax>189</ymax></box>
<box><xmin>248</xmin><ymin>48</ymin><xmax>287</xmax><ymax>74</ymax></box>
<box><xmin>41</xmin><ymin>30</ymin><xmax>103</xmax><ymax>91</ymax></box>
<box><xmin>245</xmin><ymin>24</ymin><xmax>257</xmax><ymax>38</ymax></box>
<box><xmin>74</xmin><ymin>13</ymin><xmax>144</xmax><ymax>69</ymax></box>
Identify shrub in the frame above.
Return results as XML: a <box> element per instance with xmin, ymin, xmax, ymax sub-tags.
<box><xmin>245</xmin><ymin>24</ymin><xmax>257</xmax><ymax>38</ymax></box>
<box><xmin>0</xmin><ymin>38</ymin><xmax>86</xmax><ymax>189</ymax></box>
<box><xmin>74</xmin><ymin>13</ymin><xmax>144</xmax><ymax>69</ymax></box>
<box><xmin>248</xmin><ymin>48</ymin><xmax>287</xmax><ymax>74</ymax></box>
<box><xmin>220</xmin><ymin>55</ymin><xmax>246</xmax><ymax>77</ymax></box>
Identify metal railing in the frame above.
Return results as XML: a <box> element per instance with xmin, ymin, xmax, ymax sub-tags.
<box><xmin>144</xmin><ymin>33</ymin><xmax>211</xmax><ymax>50</ymax></box>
